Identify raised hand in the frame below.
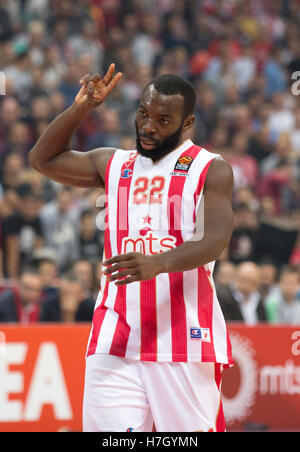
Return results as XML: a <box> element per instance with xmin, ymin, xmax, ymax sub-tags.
<box><xmin>75</xmin><ymin>63</ymin><xmax>123</xmax><ymax>112</ymax></box>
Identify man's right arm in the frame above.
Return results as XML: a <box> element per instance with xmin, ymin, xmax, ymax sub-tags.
<box><xmin>29</xmin><ymin>65</ymin><xmax>122</xmax><ymax>188</ymax></box>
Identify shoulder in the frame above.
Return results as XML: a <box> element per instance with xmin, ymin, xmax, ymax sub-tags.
<box><xmin>204</xmin><ymin>157</ymin><xmax>234</xmax><ymax>195</ymax></box>
<box><xmin>89</xmin><ymin>147</ymin><xmax>135</xmax><ymax>164</ymax></box>
<box><xmin>89</xmin><ymin>148</ymin><xmax>136</xmax><ymax>180</ymax></box>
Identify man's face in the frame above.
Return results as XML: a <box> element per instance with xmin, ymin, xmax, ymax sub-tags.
<box><xmin>135</xmin><ymin>85</ymin><xmax>193</xmax><ymax>161</ymax></box>
<box><xmin>19</xmin><ymin>274</ymin><xmax>42</xmax><ymax>306</ymax></box>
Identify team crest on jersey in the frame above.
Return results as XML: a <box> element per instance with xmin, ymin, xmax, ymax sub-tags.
<box><xmin>174</xmin><ymin>155</ymin><xmax>194</xmax><ymax>172</ymax></box>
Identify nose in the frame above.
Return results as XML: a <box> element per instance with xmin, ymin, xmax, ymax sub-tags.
<box><xmin>143</xmin><ymin>118</ymin><xmax>156</xmax><ymax>135</ymax></box>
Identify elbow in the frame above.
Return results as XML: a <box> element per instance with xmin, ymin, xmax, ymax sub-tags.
<box><xmin>214</xmin><ymin>233</ymin><xmax>232</xmax><ymax>260</ymax></box>
<box><xmin>208</xmin><ymin>234</ymin><xmax>231</xmax><ymax>262</ymax></box>
<box><xmin>28</xmin><ymin>148</ymin><xmax>43</xmax><ymax>172</ymax></box>
<box><xmin>28</xmin><ymin>149</ymin><xmax>38</xmax><ymax>170</ymax></box>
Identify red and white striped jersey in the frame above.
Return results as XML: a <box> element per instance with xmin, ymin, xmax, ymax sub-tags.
<box><xmin>87</xmin><ymin>139</ymin><xmax>233</xmax><ymax>365</ymax></box>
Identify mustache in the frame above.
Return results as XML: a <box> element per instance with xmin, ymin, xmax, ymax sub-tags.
<box><xmin>138</xmin><ymin>133</ymin><xmax>160</xmax><ymax>145</ymax></box>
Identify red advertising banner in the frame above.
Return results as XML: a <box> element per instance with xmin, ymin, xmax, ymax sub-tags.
<box><xmin>222</xmin><ymin>324</ymin><xmax>300</xmax><ymax>431</ymax></box>
<box><xmin>0</xmin><ymin>323</ymin><xmax>299</xmax><ymax>432</ymax></box>
<box><xmin>0</xmin><ymin>324</ymin><xmax>90</xmax><ymax>432</ymax></box>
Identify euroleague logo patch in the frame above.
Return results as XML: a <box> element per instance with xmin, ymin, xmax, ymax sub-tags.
<box><xmin>174</xmin><ymin>155</ymin><xmax>194</xmax><ymax>172</ymax></box>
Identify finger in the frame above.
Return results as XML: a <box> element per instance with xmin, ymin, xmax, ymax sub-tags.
<box><xmin>89</xmin><ymin>73</ymin><xmax>101</xmax><ymax>84</ymax></box>
<box><xmin>104</xmin><ymin>261</ymin><xmax>136</xmax><ymax>275</ymax></box>
<box><xmin>115</xmin><ymin>274</ymin><xmax>141</xmax><ymax>286</ymax></box>
<box><xmin>109</xmin><ymin>268</ymin><xmax>139</xmax><ymax>282</ymax></box>
<box><xmin>106</xmin><ymin>72</ymin><xmax>123</xmax><ymax>94</ymax></box>
<box><xmin>102</xmin><ymin>63</ymin><xmax>116</xmax><ymax>85</ymax></box>
<box><xmin>103</xmin><ymin>253</ymin><xmax>133</xmax><ymax>266</ymax></box>
<box><xmin>79</xmin><ymin>73</ymin><xmax>91</xmax><ymax>84</ymax></box>
<box><xmin>87</xmin><ymin>81</ymin><xmax>95</xmax><ymax>98</ymax></box>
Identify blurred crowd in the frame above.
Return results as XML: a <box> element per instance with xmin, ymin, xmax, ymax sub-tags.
<box><xmin>0</xmin><ymin>0</ymin><xmax>300</xmax><ymax>325</ymax></box>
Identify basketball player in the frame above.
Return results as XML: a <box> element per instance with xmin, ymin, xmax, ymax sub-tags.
<box><xmin>29</xmin><ymin>64</ymin><xmax>234</xmax><ymax>432</ymax></box>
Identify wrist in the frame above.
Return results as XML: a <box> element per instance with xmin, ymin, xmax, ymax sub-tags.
<box><xmin>152</xmin><ymin>252</ymin><xmax>170</xmax><ymax>275</ymax></box>
<box><xmin>70</xmin><ymin>101</ymin><xmax>93</xmax><ymax>119</ymax></box>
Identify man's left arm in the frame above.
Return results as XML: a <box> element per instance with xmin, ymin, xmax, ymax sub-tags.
<box><xmin>103</xmin><ymin>158</ymin><xmax>234</xmax><ymax>285</ymax></box>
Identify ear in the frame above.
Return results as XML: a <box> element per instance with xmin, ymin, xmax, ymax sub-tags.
<box><xmin>183</xmin><ymin>114</ymin><xmax>195</xmax><ymax>131</ymax></box>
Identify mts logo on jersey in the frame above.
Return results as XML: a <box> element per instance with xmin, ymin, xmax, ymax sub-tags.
<box><xmin>121</xmin><ymin>230</ymin><xmax>177</xmax><ymax>255</ymax></box>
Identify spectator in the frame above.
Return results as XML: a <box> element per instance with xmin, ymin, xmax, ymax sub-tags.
<box><xmin>39</xmin><ymin>186</ymin><xmax>80</xmax><ymax>272</ymax></box>
<box><xmin>4</xmin><ymin>50</ymin><xmax>33</xmax><ymax>102</ymax></box>
<box><xmin>231</xmin><ymin>44</ymin><xmax>256</xmax><ymax>93</ymax></box>
<box><xmin>265</xmin><ymin>266</ymin><xmax>300</xmax><ymax>324</ymax></box>
<box><xmin>216</xmin><ymin>261</ymin><xmax>268</xmax><ymax>324</ymax></box>
<box><xmin>229</xmin><ymin>203</ymin><xmax>258</xmax><ymax>264</ymax></box>
<box><xmin>248</xmin><ymin>124</ymin><xmax>273</xmax><ymax>165</ymax></box>
<box><xmin>0</xmin><ymin>268</ymin><xmax>43</xmax><ymax>322</ymax></box>
<box><xmin>258</xmin><ymin>161</ymin><xmax>293</xmax><ymax>215</ymax></box>
<box><xmin>2</xmin><ymin>186</ymin><xmax>44</xmax><ymax>278</ymax></box>
<box><xmin>0</xmin><ymin>97</ymin><xmax>22</xmax><ymax>157</ymax></box>
<box><xmin>72</xmin><ymin>259</ymin><xmax>97</xmax><ymax>299</ymax></box>
<box><xmin>6</xmin><ymin>121</ymin><xmax>33</xmax><ymax>160</ymax></box>
<box><xmin>215</xmin><ymin>261</ymin><xmax>237</xmax><ymax>286</ymax></box>
<box><xmin>260</xmin><ymin>132</ymin><xmax>293</xmax><ymax>175</ymax></box>
<box><xmin>258</xmin><ymin>261</ymin><xmax>278</xmax><ymax>301</ymax></box>
<box><xmin>84</xmin><ymin>108</ymin><xmax>121</xmax><ymax>150</ymax></box>
<box><xmin>36</xmin><ymin>255</ymin><xmax>60</xmax><ymax>299</ymax></box>
<box><xmin>291</xmin><ymin>107</ymin><xmax>300</xmax><ymax>155</ymax></box>
<box><xmin>263</xmin><ymin>47</ymin><xmax>288</xmax><ymax>99</ymax></box>
<box><xmin>68</xmin><ymin>19</ymin><xmax>104</xmax><ymax>74</ymax></box>
<box><xmin>0</xmin><ymin>152</ymin><xmax>25</xmax><ymax>191</ymax></box>
<box><xmin>228</xmin><ymin>132</ymin><xmax>258</xmax><ymax>189</ymax></box>
<box><xmin>0</xmin><ymin>0</ymin><xmax>13</xmax><ymax>41</ymax></box>
<box><xmin>267</xmin><ymin>92</ymin><xmax>295</xmax><ymax>138</ymax></box>
<box><xmin>78</xmin><ymin>209</ymin><xmax>104</xmax><ymax>263</ymax></box>
<box><xmin>40</xmin><ymin>273</ymin><xmax>95</xmax><ymax>323</ymax></box>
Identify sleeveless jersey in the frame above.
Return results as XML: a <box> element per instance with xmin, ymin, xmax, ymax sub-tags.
<box><xmin>87</xmin><ymin>139</ymin><xmax>233</xmax><ymax>365</ymax></box>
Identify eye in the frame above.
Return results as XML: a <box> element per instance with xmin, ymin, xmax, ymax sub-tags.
<box><xmin>160</xmin><ymin>119</ymin><xmax>169</xmax><ymax>126</ymax></box>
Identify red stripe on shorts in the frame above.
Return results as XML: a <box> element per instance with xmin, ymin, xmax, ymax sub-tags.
<box><xmin>215</xmin><ymin>364</ymin><xmax>226</xmax><ymax>432</ymax></box>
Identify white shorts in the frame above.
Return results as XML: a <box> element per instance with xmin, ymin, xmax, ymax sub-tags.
<box><xmin>83</xmin><ymin>354</ymin><xmax>226</xmax><ymax>432</ymax></box>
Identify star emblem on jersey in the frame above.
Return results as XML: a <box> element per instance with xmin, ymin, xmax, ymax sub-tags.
<box><xmin>142</xmin><ymin>215</ymin><xmax>152</xmax><ymax>225</ymax></box>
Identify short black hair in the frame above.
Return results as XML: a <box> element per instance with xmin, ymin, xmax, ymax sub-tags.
<box><xmin>144</xmin><ymin>74</ymin><xmax>197</xmax><ymax>119</ymax></box>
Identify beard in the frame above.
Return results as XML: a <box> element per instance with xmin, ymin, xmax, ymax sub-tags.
<box><xmin>135</xmin><ymin>120</ymin><xmax>184</xmax><ymax>162</ymax></box>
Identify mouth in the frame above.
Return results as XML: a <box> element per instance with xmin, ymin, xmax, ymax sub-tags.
<box><xmin>139</xmin><ymin>137</ymin><xmax>157</xmax><ymax>150</ymax></box>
